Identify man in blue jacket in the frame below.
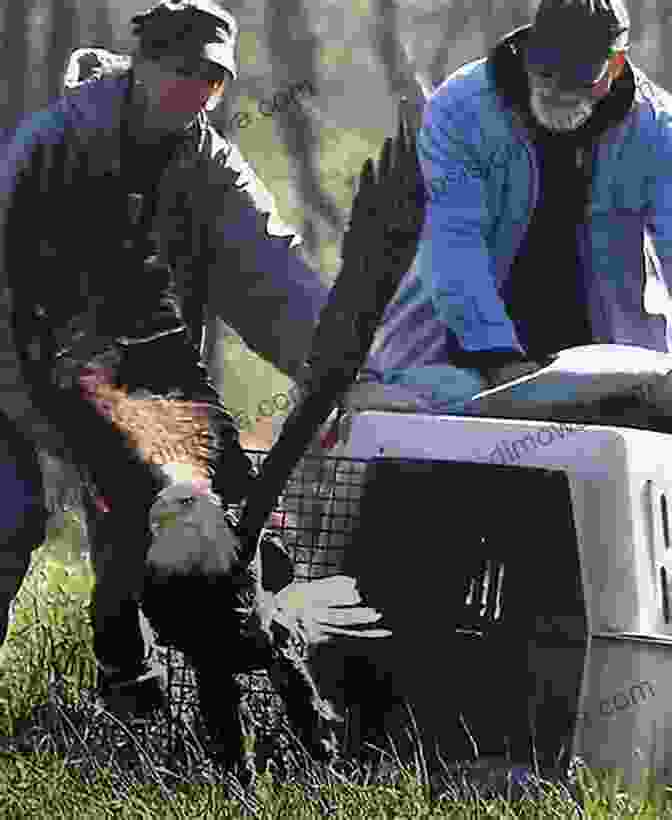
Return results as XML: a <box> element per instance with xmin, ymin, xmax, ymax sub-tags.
<box><xmin>0</xmin><ymin>0</ymin><xmax>328</xmax><ymax>717</ymax></box>
<box><xmin>364</xmin><ymin>0</ymin><xmax>672</xmax><ymax>411</ymax></box>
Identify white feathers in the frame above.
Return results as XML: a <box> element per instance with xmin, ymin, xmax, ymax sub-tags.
<box><xmin>158</xmin><ymin>462</ymin><xmax>213</xmax><ymax>489</ymax></box>
<box><xmin>312</xmin><ymin>607</ymin><xmax>383</xmax><ymax>627</ymax></box>
<box><xmin>275</xmin><ymin>575</ymin><xmax>359</xmax><ymax>611</ymax></box>
<box><xmin>270</xmin><ymin>575</ymin><xmax>392</xmax><ymax>645</ymax></box>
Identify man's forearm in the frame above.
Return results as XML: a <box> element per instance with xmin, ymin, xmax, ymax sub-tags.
<box><xmin>199</xmin><ymin>136</ymin><xmax>329</xmax><ymax>381</ymax></box>
<box><xmin>1</xmin><ymin>395</ymin><xmax>70</xmax><ymax>457</ymax></box>
<box><xmin>0</xmin><ymin>296</ymin><xmax>68</xmax><ymax>457</ymax></box>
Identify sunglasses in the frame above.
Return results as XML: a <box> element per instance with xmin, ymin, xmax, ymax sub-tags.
<box><xmin>525</xmin><ymin>46</ymin><xmax>627</xmax><ymax>96</ymax></box>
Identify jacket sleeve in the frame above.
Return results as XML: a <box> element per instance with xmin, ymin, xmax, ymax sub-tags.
<box><xmin>0</xmin><ymin>107</ymin><xmax>73</xmax><ymax>455</ymax></box>
<box><xmin>198</xmin><ymin>134</ymin><xmax>329</xmax><ymax>382</ymax></box>
<box><xmin>416</xmin><ymin>91</ymin><xmax>524</xmax><ymax>355</ymax></box>
<box><xmin>646</xmin><ymin>105</ymin><xmax>672</xmax><ymax>312</ymax></box>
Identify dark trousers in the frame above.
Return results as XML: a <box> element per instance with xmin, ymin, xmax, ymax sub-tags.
<box><xmin>0</xmin><ymin>413</ymin><xmax>153</xmax><ymax>680</ymax></box>
<box><xmin>0</xmin><ymin>415</ymin><xmax>48</xmax><ymax>648</ymax></box>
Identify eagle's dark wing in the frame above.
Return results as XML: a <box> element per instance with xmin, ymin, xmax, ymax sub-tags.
<box><xmin>235</xmin><ymin>97</ymin><xmax>426</xmax><ymax>560</ymax></box>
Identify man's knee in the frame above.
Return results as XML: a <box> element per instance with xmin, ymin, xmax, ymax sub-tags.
<box><xmin>0</xmin><ymin>422</ymin><xmax>48</xmax><ymax>546</ymax></box>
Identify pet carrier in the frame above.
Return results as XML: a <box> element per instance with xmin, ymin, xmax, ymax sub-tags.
<box><xmin>304</xmin><ymin>411</ymin><xmax>672</xmax><ymax>787</ymax></box>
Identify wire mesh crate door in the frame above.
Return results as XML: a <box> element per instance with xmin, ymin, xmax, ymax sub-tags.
<box><xmin>278</xmin><ymin>451</ymin><xmax>368</xmax><ymax>581</ymax></box>
<box><xmin>312</xmin><ymin>457</ymin><xmax>589</xmax><ymax>772</ymax></box>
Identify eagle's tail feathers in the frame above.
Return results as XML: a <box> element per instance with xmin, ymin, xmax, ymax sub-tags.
<box><xmin>272</xmin><ymin>575</ymin><xmax>392</xmax><ymax>645</ymax></box>
<box><xmin>305</xmin><ymin>621</ymin><xmax>393</xmax><ymax>644</ymax></box>
<box><xmin>274</xmin><ymin>575</ymin><xmax>360</xmax><ymax>611</ymax></box>
<box><xmin>313</xmin><ymin>606</ymin><xmax>383</xmax><ymax>627</ymax></box>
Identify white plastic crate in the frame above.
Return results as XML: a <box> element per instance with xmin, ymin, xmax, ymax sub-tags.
<box><xmin>340</xmin><ymin>411</ymin><xmax>672</xmax><ymax>638</ymax></box>
<box><xmin>334</xmin><ymin>411</ymin><xmax>672</xmax><ymax>785</ymax></box>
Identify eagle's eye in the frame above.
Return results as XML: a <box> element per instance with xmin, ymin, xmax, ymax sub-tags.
<box><xmin>179</xmin><ymin>496</ymin><xmax>196</xmax><ymax>507</ymax></box>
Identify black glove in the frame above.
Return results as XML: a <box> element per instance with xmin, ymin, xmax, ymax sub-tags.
<box><xmin>484</xmin><ymin>360</ymin><xmax>543</xmax><ymax>389</ymax></box>
<box><xmin>100</xmin><ymin>255</ymin><xmax>186</xmax><ymax>344</ymax></box>
<box><xmin>116</xmin><ymin>328</ymin><xmax>211</xmax><ymax>398</ymax></box>
<box><xmin>109</xmin><ymin>251</ymin><xmax>204</xmax><ymax>396</ymax></box>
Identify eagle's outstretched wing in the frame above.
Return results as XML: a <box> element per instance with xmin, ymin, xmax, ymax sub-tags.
<box><xmin>235</xmin><ymin>97</ymin><xmax>426</xmax><ymax>561</ymax></box>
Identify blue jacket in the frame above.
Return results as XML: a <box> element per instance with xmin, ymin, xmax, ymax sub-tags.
<box><xmin>366</xmin><ymin>26</ymin><xmax>672</xmax><ymax>381</ymax></box>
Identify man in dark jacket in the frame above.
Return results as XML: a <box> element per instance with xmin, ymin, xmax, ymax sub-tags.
<box><xmin>0</xmin><ymin>0</ymin><xmax>327</xmax><ymax>717</ymax></box>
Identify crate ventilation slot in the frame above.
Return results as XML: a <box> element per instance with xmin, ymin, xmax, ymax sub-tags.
<box><xmin>461</xmin><ymin>558</ymin><xmax>505</xmax><ymax>634</ymax></box>
<box><xmin>662</xmin><ymin>493</ymin><xmax>671</xmax><ymax>550</ymax></box>
<box><xmin>662</xmin><ymin>566</ymin><xmax>671</xmax><ymax>624</ymax></box>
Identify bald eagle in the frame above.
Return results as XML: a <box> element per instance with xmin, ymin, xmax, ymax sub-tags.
<box><xmin>22</xmin><ymin>332</ymin><xmax>390</xmax><ymax>776</ymax></box>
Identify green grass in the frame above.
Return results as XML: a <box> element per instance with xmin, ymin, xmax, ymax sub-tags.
<box><xmin>0</xmin><ymin>523</ymin><xmax>671</xmax><ymax>816</ymax></box>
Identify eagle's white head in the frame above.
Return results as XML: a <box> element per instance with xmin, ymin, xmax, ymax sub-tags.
<box><xmin>149</xmin><ymin>480</ymin><xmax>221</xmax><ymax>534</ymax></box>
<box><xmin>147</xmin><ymin>463</ymin><xmax>238</xmax><ymax>576</ymax></box>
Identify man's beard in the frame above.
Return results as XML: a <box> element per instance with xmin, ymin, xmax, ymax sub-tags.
<box><xmin>529</xmin><ymin>87</ymin><xmax>596</xmax><ymax>132</ymax></box>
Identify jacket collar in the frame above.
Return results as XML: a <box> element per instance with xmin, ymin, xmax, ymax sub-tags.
<box><xmin>57</xmin><ymin>71</ymin><xmax>130</xmax><ymax>177</ymax></box>
<box><xmin>486</xmin><ymin>24</ymin><xmax>636</xmax><ymax>142</ymax></box>
<box><xmin>58</xmin><ymin>61</ymin><xmax>206</xmax><ymax>178</ymax></box>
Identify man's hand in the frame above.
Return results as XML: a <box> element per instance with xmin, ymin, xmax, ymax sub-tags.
<box><xmin>485</xmin><ymin>360</ymin><xmax>543</xmax><ymax>389</ymax></box>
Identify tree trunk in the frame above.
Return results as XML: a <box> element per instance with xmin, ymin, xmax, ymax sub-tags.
<box><xmin>422</xmin><ymin>3</ymin><xmax>478</xmax><ymax>95</ymax></box>
<box><xmin>369</xmin><ymin>0</ymin><xmax>427</xmax><ymax>131</ymax></box>
<box><xmin>482</xmin><ymin>0</ymin><xmax>532</xmax><ymax>51</ymax></box>
<box><xmin>46</xmin><ymin>0</ymin><xmax>80</xmax><ymax>104</ymax></box>
<box><xmin>2</xmin><ymin>0</ymin><xmax>32</xmax><ymax>133</ymax></box>
<box><xmin>264</xmin><ymin>0</ymin><xmax>345</xmax><ymax>267</ymax></box>
<box><xmin>655</xmin><ymin>0</ymin><xmax>670</xmax><ymax>89</ymax></box>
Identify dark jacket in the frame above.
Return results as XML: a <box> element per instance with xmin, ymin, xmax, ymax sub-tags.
<box><xmin>0</xmin><ymin>52</ymin><xmax>328</xmax><ymax>444</ymax></box>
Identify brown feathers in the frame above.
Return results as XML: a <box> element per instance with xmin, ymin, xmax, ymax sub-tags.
<box><xmin>78</xmin><ymin>366</ymin><xmax>213</xmax><ymax>481</ymax></box>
